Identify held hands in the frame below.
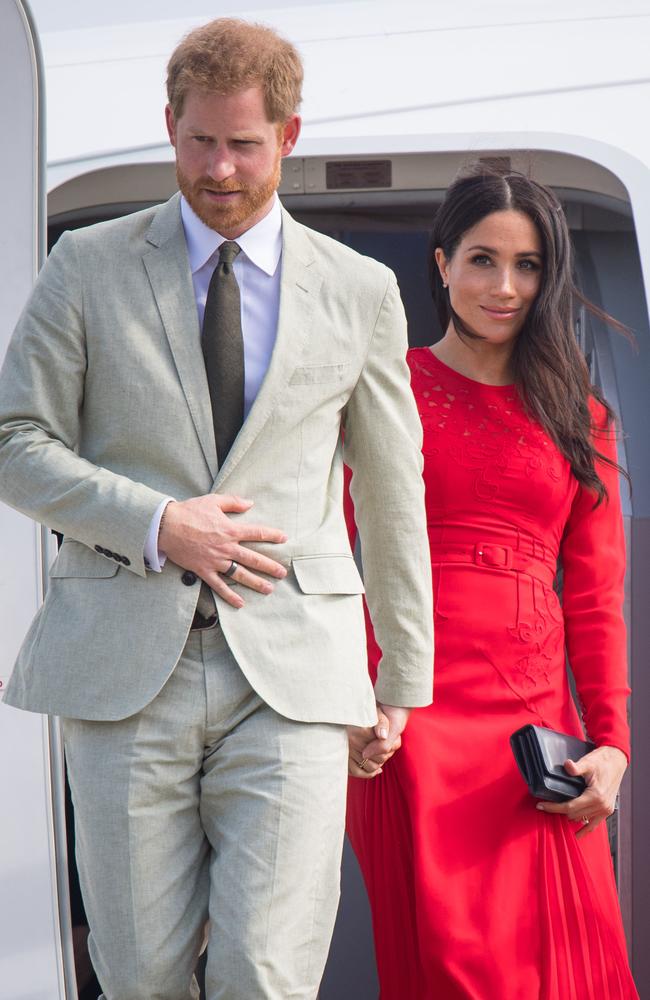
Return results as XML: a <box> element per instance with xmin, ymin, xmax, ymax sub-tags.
<box><xmin>159</xmin><ymin>494</ymin><xmax>287</xmax><ymax>609</ymax></box>
<box><xmin>536</xmin><ymin>745</ymin><xmax>628</xmax><ymax>839</ymax></box>
<box><xmin>348</xmin><ymin>703</ymin><xmax>411</xmax><ymax>779</ymax></box>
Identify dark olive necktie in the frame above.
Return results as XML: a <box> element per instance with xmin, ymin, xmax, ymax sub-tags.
<box><xmin>202</xmin><ymin>241</ymin><xmax>244</xmax><ymax>467</ymax></box>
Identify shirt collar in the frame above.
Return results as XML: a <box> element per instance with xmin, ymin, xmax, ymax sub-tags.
<box><xmin>180</xmin><ymin>194</ymin><xmax>282</xmax><ymax>277</ymax></box>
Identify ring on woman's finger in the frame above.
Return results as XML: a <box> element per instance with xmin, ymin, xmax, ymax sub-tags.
<box><xmin>222</xmin><ymin>560</ymin><xmax>238</xmax><ymax>579</ymax></box>
<box><xmin>581</xmin><ymin>815</ymin><xmax>590</xmax><ymax>825</ymax></box>
<box><xmin>358</xmin><ymin>758</ymin><xmax>370</xmax><ymax>771</ymax></box>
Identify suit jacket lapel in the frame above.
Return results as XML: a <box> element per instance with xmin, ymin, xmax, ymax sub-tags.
<box><xmin>214</xmin><ymin>209</ymin><xmax>323</xmax><ymax>488</ymax></box>
<box><xmin>142</xmin><ymin>195</ymin><xmax>218</xmax><ymax>479</ymax></box>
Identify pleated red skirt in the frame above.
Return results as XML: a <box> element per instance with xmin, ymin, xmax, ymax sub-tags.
<box><xmin>346</xmin><ymin>570</ymin><xmax>637</xmax><ymax>999</ymax></box>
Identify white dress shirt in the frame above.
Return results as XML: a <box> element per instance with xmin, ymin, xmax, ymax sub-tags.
<box><xmin>144</xmin><ymin>195</ymin><xmax>283</xmax><ymax>571</ymax></box>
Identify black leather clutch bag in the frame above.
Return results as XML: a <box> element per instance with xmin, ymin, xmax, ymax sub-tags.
<box><xmin>510</xmin><ymin>724</ymin><xmax>595</xmax><ymax>802</ymax></box>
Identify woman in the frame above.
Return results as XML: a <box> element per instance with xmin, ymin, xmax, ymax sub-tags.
<box><xmin>346</xmin><ymin>168</ymin><xmax>638</xmax><ymax>999</ymax></box>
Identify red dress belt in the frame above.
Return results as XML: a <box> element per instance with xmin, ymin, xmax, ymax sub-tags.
<box><xmin>427</xmin><ymin>524</ymin><xmax>558</xmax><ymax>589</ymax></box>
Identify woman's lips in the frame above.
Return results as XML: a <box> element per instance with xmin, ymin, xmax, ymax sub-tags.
<box><xmin>480</xmin><ymin>305</ymin><xmax>521</xmax><ymax>320</ymax></box>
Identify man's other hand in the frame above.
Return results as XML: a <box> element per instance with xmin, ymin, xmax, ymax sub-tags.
<box><xmin>159</xmin><ymin>494</ymin><xmax>288</xmax><ymax>608</ymax></box>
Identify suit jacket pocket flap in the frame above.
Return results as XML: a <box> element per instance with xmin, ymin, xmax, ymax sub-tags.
<box><xmin>50</xmin><ymin>541</ymin><xmax>120</xmax><ymax>579</ymax></box>
<box><xmin>292</xmin><ymin>555</ymin><xmax>365</xmax><ymax>595</ymax></box>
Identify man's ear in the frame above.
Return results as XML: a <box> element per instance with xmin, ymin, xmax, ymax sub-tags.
<box><xmin>279</xmin><ymin>114</ymin><xmax>302</xmax><ymax>157</ymax></box>
<box><xmin>165</xmin><ymin>104</ymin><xmax>177</xmax><ymax>147</ymax></box>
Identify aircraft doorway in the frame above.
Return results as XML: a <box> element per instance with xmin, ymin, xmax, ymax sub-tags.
<box><xmin>45</xmin><ymin>152</ymin><xmax>649</xmax><ymax>998</ymax></box>
<box><xmin>286</xmin><ymin>189</ymin><xmax>646</xmax><ymax>997</ymax></box>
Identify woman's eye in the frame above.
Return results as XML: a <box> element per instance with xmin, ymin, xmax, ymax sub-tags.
<box><xmin>471</xmin><ymin>254</ymin><xmax>491</xmax><ymax>266</ymax></box>
<box><xmin>518</xmin><ymin>259</ymin><xmax>540</xmax><ymax>271</ymax></box>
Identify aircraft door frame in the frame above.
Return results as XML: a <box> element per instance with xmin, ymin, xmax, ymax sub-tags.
<box><xmin>0</xmin><ymin>2</ymin><xmax>76</xmax><ymax>998</ymax></box>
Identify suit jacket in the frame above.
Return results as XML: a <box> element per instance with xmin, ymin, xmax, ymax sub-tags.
<box><xmin>0</xmin><ymin>194</ymin><xmax>433</xmax><ymax>723</ymax></box>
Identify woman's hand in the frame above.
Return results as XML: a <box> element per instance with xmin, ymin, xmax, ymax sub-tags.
<box><xmin>347</xmin><ymin>706</ymin><xmax>403</xmax><ymax>779</ymax></box>
<box><xmin>536</xmin><ymin>745</ymin><xmax>628</xmax><ymax>839</ymax></box>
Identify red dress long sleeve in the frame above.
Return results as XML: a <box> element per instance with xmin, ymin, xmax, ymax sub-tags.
<box><xmin>346</xmin><ymin>349</ymin><xmax>637</xmax><ymax>999</ymax></box>
<box><xmin>560</xmin><ymin>402</ymin><xmax>631</xmax><ymax>757</ymax></box>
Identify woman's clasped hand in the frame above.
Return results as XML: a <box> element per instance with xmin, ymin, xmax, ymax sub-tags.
<box><xmin>538</xmin><ymin>745</ymin><xmax>628</xmax><ymax>838</ymax></box>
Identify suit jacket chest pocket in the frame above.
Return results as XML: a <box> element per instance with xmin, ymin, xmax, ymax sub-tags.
<box><xmin>289</xmin><ymin>363</ymin><xmax>350</xmax><ymax>387</ymax></box>
<box><xmin>284</xmin><ymin>363</ymin><xmax>353</xmax><ymax>447</ymax></box>
<box><xmin>286</xmin><ymin>363</ymin><xmax>353</xmax><ymax>433</ymax></box>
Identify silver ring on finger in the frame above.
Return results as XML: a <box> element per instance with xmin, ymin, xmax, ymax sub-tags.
<box><xmin>581</xmin><ymin>815</ymin><xmax>590</xmax><ymax>825</ymax></box>
<box><xmin>222</xmin><ymin>560</ymin><xmax>239</xmax><ymax>579</ymax></box>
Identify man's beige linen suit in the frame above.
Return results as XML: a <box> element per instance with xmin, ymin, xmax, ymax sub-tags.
<box><xmin>0</xmin><ymin>193</ymin><xmax>433</xmax><ymax>998</ymax></box>
<box><xmin>0</xmin><ymin>194</ymin><xmax>432</xmax><ymax>722</ymax></box>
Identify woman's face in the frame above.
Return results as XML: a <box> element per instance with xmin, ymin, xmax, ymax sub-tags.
<box><xmin>436</xmin><ymin>209</ymin><xmax>543</xmax><ymax>345</ymax></box>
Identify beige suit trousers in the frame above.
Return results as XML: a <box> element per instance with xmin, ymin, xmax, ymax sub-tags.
<box><xmin>63</xmin><ymin>625</ymin><xmax>349</xmax><ymax>1000</ymax></box>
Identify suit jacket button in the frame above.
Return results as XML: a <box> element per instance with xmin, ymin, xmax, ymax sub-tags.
<box><xmin>112</xmin><ymin>552</ymin><xmax>121</xmax><ymax>561</ymax></box>
<box><xmin>122</xmin><ymin>556</ymin><xmax>131</xmax><ymax>566</ymax></box>
<box><xmin>94</xmin><ymin>545</ymin><xmax>103</xmax><ymax>554</ymax></box>
<box><xmin>104</xmin><ymin>549</ymin><xmax>114</xmax><ymax>559</ymax></box>
<box><xmin>182</xmin><ymin>571</ymin><xmax>198</xmax><ymax>586</ymax></box>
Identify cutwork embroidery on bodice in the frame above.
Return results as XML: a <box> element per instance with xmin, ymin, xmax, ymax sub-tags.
<box><xmin>410</xmin><ymin>353</ymin><xmax>564</xmax><ymax>500</ymax></box>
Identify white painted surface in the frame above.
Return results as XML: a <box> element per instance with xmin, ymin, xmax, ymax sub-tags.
<box><xmin>36</xmin><ymin>2</ymin><xmax>650</xmax><ymax>305</ymax></box>
<box><xmin>0</xmin><ymin>2</ymin><xmax>65</xmax><ymax>999</ymax></box>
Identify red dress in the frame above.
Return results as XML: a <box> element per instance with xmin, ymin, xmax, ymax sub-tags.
<box><xmin>346</xmin><ymin>349</ymin><xmax>637</xmax><ymax>1000</ymax></box>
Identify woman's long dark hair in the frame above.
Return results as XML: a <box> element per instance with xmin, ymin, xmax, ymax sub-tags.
<box><xmin>429</xmin><ymin>167</ymin><xmax>629</xmax><ymax>503</ymax></box>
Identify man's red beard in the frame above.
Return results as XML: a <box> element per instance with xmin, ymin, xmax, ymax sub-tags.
<box><xmin>176</xmin><ymin>157</ymin><xmax>281</xmax><ymax>235</ymax></box>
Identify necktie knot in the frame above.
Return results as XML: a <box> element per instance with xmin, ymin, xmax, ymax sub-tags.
<box><xmin>218</xmin><ymin>241</ymin><xmax>241</xmax><ymax>273</ymax></box>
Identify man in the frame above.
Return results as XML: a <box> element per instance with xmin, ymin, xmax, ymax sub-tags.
<box><xmin>0</xmin><ymin>18</ymin><xmax>433</xmax><ymax>1000</ymax></box>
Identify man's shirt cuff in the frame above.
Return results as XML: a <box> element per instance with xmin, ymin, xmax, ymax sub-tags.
<box><xmin>144</xmin><ymin>497</ymin><xmax>174</xmax><ymax>572</ymax></box>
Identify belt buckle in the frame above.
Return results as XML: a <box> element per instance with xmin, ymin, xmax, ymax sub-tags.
<box><xmin>474</xmin><ymin>542</ymin><xmax>513</xmax><ymax>570</ymax></box>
